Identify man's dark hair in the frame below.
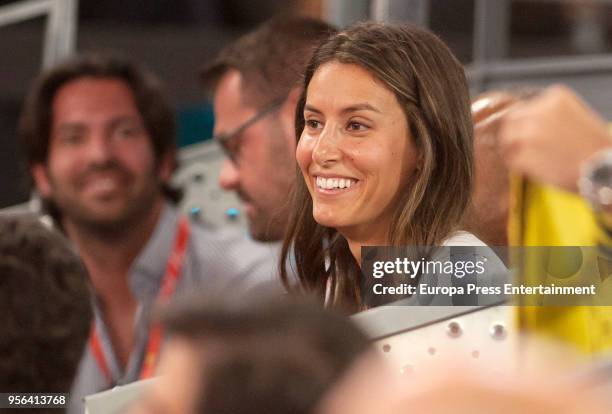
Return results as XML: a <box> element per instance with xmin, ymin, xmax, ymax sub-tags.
<box><xmin>19</xmin><ymin>53</ymin><xmax>180</xmax><ymax>203</ymax></box>
<box><xmin>200</xmin><ymin>14</ymin><xmax>336</xmax><ymax>109</ymax></box>
<box><xmin>160</xmin><ymin>295</ymin><xmax>371</xmax><ymax>414</ymax></box>
<box><xmin>0</xmin><ymin>215</ymin><xmax>92</xmax><ymax>409</ymax></box>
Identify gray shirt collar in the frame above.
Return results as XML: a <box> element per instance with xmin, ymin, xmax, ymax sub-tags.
<box><xmin>129</xmin><ymin>202</ymin><xmax>181</xmax><ymax>301</ymax></box>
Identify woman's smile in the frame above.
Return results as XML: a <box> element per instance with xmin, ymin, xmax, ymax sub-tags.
<box><xmin>296</xmin><ymin>61</ymin><xmax>417</xmax><ymax>237</ymax></box>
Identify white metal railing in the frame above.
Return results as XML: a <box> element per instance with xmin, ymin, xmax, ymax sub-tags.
<box><xmin>0</xmin><ymin>0</ymin><xmax>77</xmax><ymax>68</ymax></box>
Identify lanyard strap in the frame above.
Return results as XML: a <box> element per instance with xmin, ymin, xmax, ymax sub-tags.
<box><xmin>89</xmin><ymin>216</ymin><xmax>191</xmax><ymax>384</ymax></box>
<box><xmin>89</xmin><ymin>325</ymin><xmax>112</xmax><ymax>382</ymax></box>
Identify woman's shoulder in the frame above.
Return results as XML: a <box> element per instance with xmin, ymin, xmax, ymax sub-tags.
<box><xmin>442</xmin><ymin>230</ymin><xmax>487</xmax><ymax>246</ymax></box>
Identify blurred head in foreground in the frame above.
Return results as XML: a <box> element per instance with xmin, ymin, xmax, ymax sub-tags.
<box><xmin>0</xmin><ymin>215</ymin><xmax>91</xmax><ymax>408</ymax></box>
<box><xmin>131</xmin><ymin>296</ymin><xmax>372</xmax><ymax>414</ymax></box>
<box><xmin>317</xmin><ymin>336</ymin><xmax>609</xmax><ymax>414</ymax></box>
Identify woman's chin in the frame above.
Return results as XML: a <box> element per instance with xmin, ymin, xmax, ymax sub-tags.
<box><xmin>313</xmin><ymin>217</ymin><xmax>339</xmax><ymax>229</ymax></box>
<box><xmin>313</xmin><ymin>210</ymin><xmax>348</xmax><ymax>229</ymax></box>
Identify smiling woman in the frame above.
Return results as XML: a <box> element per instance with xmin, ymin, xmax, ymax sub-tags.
<box><xmin>280</xmin><ymin>22</ymin><xmax>476</xmax><ymax>311</ymax></box>
<box><xmin>297</xmin><ymin>62</ymin><xmax>418</xmax><ymax>247</ymax></box>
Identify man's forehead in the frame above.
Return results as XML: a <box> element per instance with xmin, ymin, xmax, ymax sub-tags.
<box><xmin>214</xmin><ymin>70</ymin><xmax>258</xmax><ymax>108</ymax></box>
<box><xmin>56</xmin><ymin>76</ymin><xmax>134</xmax><ymax>98</ymax></box>
<box><xmin>53</xmin><ymin>115</ymin><xmax>142</xmax><ymax>130</ymax></box>
<box><xmin>52</xmin><ymin>77</ymin><xmax>143</xmax><ymax>124</ymax></box>
<box><xmin>212</xmin><ymin>70</ymin><xmax>259</xmax><ymax>133</ymax></box>
<box><xmin>54</xmin><ymin>77</ymin><xmax>137</xmax><ymax>108</ymax></box>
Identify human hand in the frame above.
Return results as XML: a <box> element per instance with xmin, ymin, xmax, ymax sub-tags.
<box><xmin>498</xmin><ymin>85</ymin><xmax>612</xmax><ymax>192</ymax></box>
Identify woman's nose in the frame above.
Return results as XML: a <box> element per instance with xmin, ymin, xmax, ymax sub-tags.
<box><xmin>312</xmin><ymin>125</ymin><xmax>342</xmax><ymax>166</ymax></box>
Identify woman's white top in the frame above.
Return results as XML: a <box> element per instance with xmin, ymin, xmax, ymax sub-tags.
<box><xmin>324</xmin><ymin>231</ymin><xmax>505</xmax><ymax>307</ymax></box>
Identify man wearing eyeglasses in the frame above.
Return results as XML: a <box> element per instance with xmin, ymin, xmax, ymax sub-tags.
<box><xmin>201</xmin><ymin>15</ymin><xmax>336</xmax><ymax>242</ymax></box>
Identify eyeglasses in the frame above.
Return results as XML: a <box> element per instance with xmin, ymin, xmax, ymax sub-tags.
<box><xmin>213</xmin><ymin>98</ymin><xmax>284</xmax><ymax>165</ymax></box>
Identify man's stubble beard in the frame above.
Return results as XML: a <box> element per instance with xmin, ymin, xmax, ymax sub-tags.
<box><xmin>247</xmin><ymin>120</ymin><xmax>295</xmax><ymax>242</ymax></box>
<box><xmin>248</xmin><ymin>202</ymin><xmax>291</xmax><ymax>242</ymax></box>
<box><xmin>50</xmin><ymin>174</ymin><xmax>164</xmax><ymax>242</ymax></box>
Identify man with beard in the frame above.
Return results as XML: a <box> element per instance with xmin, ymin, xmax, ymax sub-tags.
<box><xmin>201</xmin><ymin>15</ymin><xmax>336</xmax><ymax>242</ymax></box>
<box><xmin>19</xmin><ymin>54</ymin><xmax>278</xmax><ymax>413</ymax></box>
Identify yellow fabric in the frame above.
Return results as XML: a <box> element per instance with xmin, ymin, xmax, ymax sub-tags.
<box><xmin>508</xmin><ymin>176</ymin><xmax>612</xmax><ymax>354</ymax></box>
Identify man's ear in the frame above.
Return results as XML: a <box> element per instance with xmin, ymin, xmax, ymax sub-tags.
<box><xmin>158</xmin><ymin>150</ymin><xmax>176</xmax><ymax>183</ymax></box>
<box><xmin>31</xmin><ymin>163</ymin><xmax>52</xmax><ymax>198</ymax></box>
<box><xmin>279</xmin><ymin>87</ymin><xmax>302</xmax><ymax>147</ymax></box>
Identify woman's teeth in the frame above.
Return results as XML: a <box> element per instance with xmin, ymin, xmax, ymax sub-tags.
<box><xmin>315</xmin><ymin>176</ymin><xmax>355</xmax><ymax>190</ymax></box>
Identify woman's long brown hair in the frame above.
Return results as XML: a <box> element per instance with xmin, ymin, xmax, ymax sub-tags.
<box><xmin>280</xmin><ymin>22</ymin><xmax>474</xmax><ymax>311</ymax></box>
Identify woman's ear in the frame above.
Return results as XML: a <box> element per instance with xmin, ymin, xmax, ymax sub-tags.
<box><xmin>409</xmin><ymin>142</ymin><xmax>424</xmax><ymax>173</ymax></box>
<box><xmin>416</xmin><ymin>152</ymin><xmax>424</xmax><ymax>171</ymax></box>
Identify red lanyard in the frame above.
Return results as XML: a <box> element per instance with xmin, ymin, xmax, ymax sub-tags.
<box><xmin>89</xmin><ymin>216</ymin><xmax>190</xmax><ymax>384</ymax></box>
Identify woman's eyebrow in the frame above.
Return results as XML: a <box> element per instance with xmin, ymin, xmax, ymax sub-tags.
<box><xmin>341</xmin><ymin>103</ymin><xmax>381</xmax><ymax>114</ymax></box>
<box><xmin>304</xmin><ymin>104</ymin><xmax>322</xmax><ymax>114</ymax></box>
<box><xmin>304</xmin><ymin>103</ymin><xmax>381</xmax><ymax>114</ymax></box>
